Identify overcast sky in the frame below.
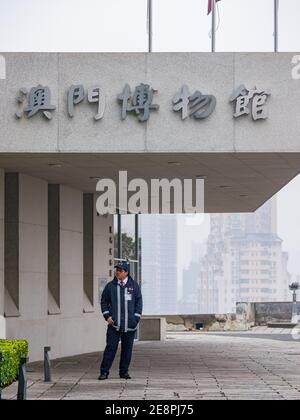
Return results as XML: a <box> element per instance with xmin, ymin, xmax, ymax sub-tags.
<box><xmin>0</xmin><ymin>0</ymin><xmax>300</xmax><ymax>279</ymax></box>
<box><xmin>1</xmin><ymin>0</ymin><xmax>300</xmax><ymax>52</ymax></box>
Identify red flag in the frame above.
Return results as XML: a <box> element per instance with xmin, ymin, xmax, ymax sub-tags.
<box><xmin>208</xmin><ymin>0</ymin><xmax>221</xmax><ymax>15</ymax></box>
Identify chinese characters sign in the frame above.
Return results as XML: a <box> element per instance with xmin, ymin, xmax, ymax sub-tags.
<box><xmin>230</xmin><ymin>85</ymin><xmax>271</xmax><ymax>121</ymax></box>
<box><xmin>15</xmin><ymin>83</ymin><xmax>271</xmax><ymax>122</ymax></box>
<box><xmin>16</xmin><ymin>85</ymin><xmax>56</xmax><ymax>120</ymax></box>
<box><xmin>173</xmin><ymin>85</ymin><xmax>216</xmax><ymax>120</ymax></box>
<box><xmin>118</xmin><ymin>83</ymin><xmax>159</xmax><ymax>122</ymax></box>
<box><xmin>67</xmin><ymin>85</ymin><xmax>105</xmax><ymax>120</ymax></box>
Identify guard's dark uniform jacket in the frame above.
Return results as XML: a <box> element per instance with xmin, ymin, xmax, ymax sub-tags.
<box><xmin>101</xmin><ymin>276</ymin><xmax>143</xmax><ymax>332</ymax></box>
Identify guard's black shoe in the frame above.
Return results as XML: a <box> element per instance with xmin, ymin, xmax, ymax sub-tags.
<box><xmin>120</xmin><ymin>373</ymin><xmax>131</xmax><ymax>379</ymax></box>
<box><xmin>98</xmin><ymin>373</ymin><xmax>109</xmax><ymax>380</ymax></box>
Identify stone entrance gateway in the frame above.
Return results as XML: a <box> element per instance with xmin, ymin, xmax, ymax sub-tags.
<box><xmin>0</xmin><ymin>52</ymin><xmax>300</xmax><ymax>361</ymax></box>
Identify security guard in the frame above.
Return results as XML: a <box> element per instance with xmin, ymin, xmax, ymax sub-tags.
<box><xmin>98</xmin><ymin>261</ymin><xmax>143</xmax><ymax>380</ymax></box>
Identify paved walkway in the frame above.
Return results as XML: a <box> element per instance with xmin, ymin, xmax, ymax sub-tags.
<box><xmin>2</xmin><ymin>331</ymin><xmax>300</xmax><ymax>400</ymax></box>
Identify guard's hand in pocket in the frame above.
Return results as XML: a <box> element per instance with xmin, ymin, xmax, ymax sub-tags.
<box><xmin>107</xmin><ymin>316</ymin><xmax>114</xmax><ymax>326</ymax></box>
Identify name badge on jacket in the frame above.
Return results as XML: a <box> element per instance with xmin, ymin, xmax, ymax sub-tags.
<box><xmin>125</xmin><ymin>289</ymin><xmax>133</xmax><ymax>301</ymax></box>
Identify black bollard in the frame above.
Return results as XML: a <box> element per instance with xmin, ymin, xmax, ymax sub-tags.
<box><xmin>44</xmin><ymin>346</ymin><xmax>52</xmax><ymax>382</ymax></box>
<box><xmin>17</xmin><ymin>356</ymin><xmax>28</xmax><ymax>400</ymax></box>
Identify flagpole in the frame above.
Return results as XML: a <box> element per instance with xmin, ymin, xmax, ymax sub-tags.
<box><xmin>147</xmin><ymin>0</ymin><xmax>153</xmax><ymax>53</ymax></box>
<box><xmin>211</xmin><ymin>0</ymin><xmax>216</xmax><ymax>52</ymax></box>
<box><xmin>274</xmin><ymin>0</ymin><xmax>279</xmax><ymax>52</ymax></box>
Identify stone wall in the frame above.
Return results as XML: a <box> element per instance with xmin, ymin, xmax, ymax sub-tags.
<box><xmin>164</xmin><ymin>302</ymin><xmax>299</xmax><ymax>332</ymax></box>
<box><xmin>165</xmin><ymin>312</ymin><xmax>254</xmax><ymax>332</ymax></box>
<box><xmin>254</xmin><ymin>302</ymin><xmax>300</xmax><ymax>325</ymax></box>
<box><xmin>3</xmin><ymin>174</ymin><xmax>112</xmax><ymax>362</ymax></box>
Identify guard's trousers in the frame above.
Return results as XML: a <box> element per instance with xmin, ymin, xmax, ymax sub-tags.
<box><xmin>100</xmin><ymin>325</ymin><xmax>135</xmax><ymax>376</ymax></box>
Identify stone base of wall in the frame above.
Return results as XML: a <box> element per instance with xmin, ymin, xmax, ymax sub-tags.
<box><xmin>163</xmin><ymin>302</ymin><xmax>299</xmax><ymax>333</ymax></box>
<box><xmin>165</xmin><ymin>312</ymin><xmax>254</xmax><ymax>332</ymax></box>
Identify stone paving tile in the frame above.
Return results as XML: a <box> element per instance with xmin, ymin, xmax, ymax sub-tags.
<box><xmin>2</xmin><ymin>331</ymin><xmax>300</xmax><ymax>400</ymax></box>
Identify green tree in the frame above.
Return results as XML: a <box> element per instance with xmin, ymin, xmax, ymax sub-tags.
<box><xmin>114</xmin><ymin>233</ymin><xmax>136</xmax><ymax>260</ymax></box>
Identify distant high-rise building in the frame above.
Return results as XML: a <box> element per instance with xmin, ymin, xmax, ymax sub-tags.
<box><xmin>179</xmin><ymin>259</ymin><xmax>200</xmax><ymax>314</ymax></box>
<box><xmin>198</xmin><ymin>198</ymin><xmax>291</xmax><ymax>314</ymax></box>
<box><xmin>141</xmin><ymin>215</ymin><xmax>178</xmax><ymax>314</ymax></box>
